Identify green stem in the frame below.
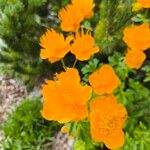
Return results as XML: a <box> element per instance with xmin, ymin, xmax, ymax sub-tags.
<box><xmin>61</xmin><ymin>59</ymin><xmax>66</xmax><ymax>70</ymax></box>
<box><xmin>73</xmin><ymin>59</ymin><xmax>77</xmax><ymax>68</ymax></box>
<box><xmin>145</xmin><ymin>9</ymin><xmax>149</xmax><ymax>19</ymax></box>
<box><xmin>105</xmin><ymin>0</ymin><xmax>113</xmax><ymax>54</ymax></box>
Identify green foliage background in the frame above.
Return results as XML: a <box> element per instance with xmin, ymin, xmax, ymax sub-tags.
<box><xmin>1</xmin><ymin>99</ymin><xmax>60</xmax><ymax>150</ymax></box>
<box><xmin>0</xmin><ymin>0</ymin><xmax>71</xmax><ymax>89</ymax></box>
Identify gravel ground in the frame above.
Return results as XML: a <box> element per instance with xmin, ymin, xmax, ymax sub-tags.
<box><xmin>0</xmin><ymin>75</ymin><xmax>72</xmax><ymax>150</ymax></box>
<box><xmin>0</xmin><ymin>76</ymin><xmax>27</xmax><ymax>148</ymax></box>
<box><xmin>0</xmin><ymin>76</ymin><xmax>27</xmax><ymax>123</ymax></box>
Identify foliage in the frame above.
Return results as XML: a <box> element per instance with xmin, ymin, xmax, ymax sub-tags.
<box><xmin>95</xmin><ymin>0</ymin><xmax>134</xmax><ymax>53</ymax></box>
<box><xmin>81</xmin><ymin>58</ymin><xmax>100</xmax><ymax>83</ymax></box>
<box><xmin>142</xmin><ymin>64</ymin><xmax>150</xmax><ymax>82</ymax></box>
<box><xmin>0</xmin><ymin>0</ymin><xmax>71</xmax><ymax>89</ymax></box>
<box><xmin>1</xmin><ymin>98</ymin><xmax>60</xmax><ymax>150</ymax></box>
<box><xmin>118</xmin><ymin>123</ymin><xmax>150</xmax><ymax>150</ymax></box>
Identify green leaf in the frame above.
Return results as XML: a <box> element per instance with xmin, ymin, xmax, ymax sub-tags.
<box><xmin>81</xmin><ymin>58</ymin><xmax>99</xmax><ymax>75</ymax></box>
<box><xmin>74</xmin><ymin>140</ymin><xmax>86</xmax><ymax>150</ymax></box>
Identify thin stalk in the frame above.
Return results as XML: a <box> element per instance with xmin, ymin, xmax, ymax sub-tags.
<box><xmin>61</xmin><ymin>59</ymin><xmax>66</xmax><ymax>70</ymax></box>
<box><xmin>105</xmin><ymin>0</ymin><xmax>112</xmax><ymax>53</ymax></box>
<box><xmin>145</xmin><ymin>9</ymin><xmax>149</xmax><ymax>18</ymax></box>
<box><xmin>73</xmin><ymin>59</ymin><xmax>77</xmax><ymax>68</ymax></box>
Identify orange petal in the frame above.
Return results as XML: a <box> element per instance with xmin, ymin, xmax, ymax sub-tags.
<box><xmin>104</xmin><ymin>130</ymin><xmax>125</xmax><ymax>149</ymax></box>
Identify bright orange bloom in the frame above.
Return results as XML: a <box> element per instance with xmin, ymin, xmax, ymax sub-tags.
<box><xmin>90</xmin><ymin>95</ymin><xmax>127</xmax><ymax>149</ymax></box>
<box><xmin>58</xmin><ymin>4</ymin><xmax>84</xmax><ymax>32</ymax></box>
<box><xmin>71</xmin><ymin>0</ymin><xmax>95</xmax><ymax>19</ymax></box>
<box><xmin>137</xmin><ymin>0</ymin><xmax>150</xmax><ymax>8</ymax></box>
<box><xmin>125</xmin><ymin>49</ymin><xmax>146</xmax><ymax>69</ymax></box>
<box><xmin>61</xmin><ymin>126</ymin><xmax>69</xmax><ymax>133</ymax></box>
<box><xmin>40</xmin><ymin>29</ymin><xmax>72</xmax><ymax>63</ymax></box>
<box><xmin>41</xmin><ymin>68</ymin><xmax>92</xmax><ymax>123</ymax></box>
<box><xmin>71</xmin><ymin>30</ymin><xmax>99</xmax><ymax>61</ymax></box>
<box><xmin>123</xmin><ymin>24</ymin><xmax>150</xmax><ymax>51</ymax></box>
<box><xmin>89</xmin><ymin>65</ymin><xmax>120</xmax><ymax>95</ymax></box>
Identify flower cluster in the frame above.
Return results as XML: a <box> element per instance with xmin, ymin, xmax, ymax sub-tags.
<box><xmin>59</xmin><ymin>0</ymin><xmax>94</xmax><ymax>32</ymax></box>
<box><xmin>40</xmin><ymin>1</ymin><xmax>97</xmax><ymax>63</ymax></box>
<box><xmin>123</xmin><ymin>23</ymin><xmax>150</xmax><ymax>69</ymax></box>
<box><xmin>41</xmin><ymin>65</ymin><xmax>127</xmax><ymax>149</ymax></box>
<box><xmin>39</xmin><ymin>0</ymin><xmax>128</xmax><ymax>149</ymax></box>
<box><xmin>40</xmin><ymin>28</ymin><xmax>98</xmax><ymax>63</ymax></box>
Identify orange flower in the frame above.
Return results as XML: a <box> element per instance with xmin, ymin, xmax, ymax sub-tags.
<box><xmin>40</xmin><ymin>29</ymin><xmax>72</xmax><ymax>63</ymax></box>
<box><xmin>41</xmin><ymin>68</ymin><xmax>92</xmax><ymax>123</ymax></box>
<box><xmin>123</xmin><ymin>24</ymin><xmax>150</xmax><ymax>51</ymax></box>
<box><xmin>71</xmin><ymin>0</ymin><xmax>95</xmax><ymax>19</ymax></box>
<box><xmin>61</xmin><ymin>126</ymin><xmax>69</xmax><ymax>133</ymax></box>
<box><xmin>125</xmin><ymin>49</ymin><xmax>146</xmax><ymax>69</ymax></box>
<box><xmin>89</xmin><ymin>64</ymin><xmax>120</xmax><ymax>95</ymax></box>
<box><xmin>71</xmin><ymin>30</ymin><xmax>99</xmax><ymax>61</ymax></box>
<box><xmin>137</xmin><ymin>0</ymin><xmax>150</xmax><ymax>8</ymax></box>
<box><xmin>90</xmin><ymin>95</ymin><xmax>127</xmax><ymax>149</ymax></box>
<box><xmin>58</xmin><ymin>4</ymin><xmax>84</xmax><ymax>32</ymax></box>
